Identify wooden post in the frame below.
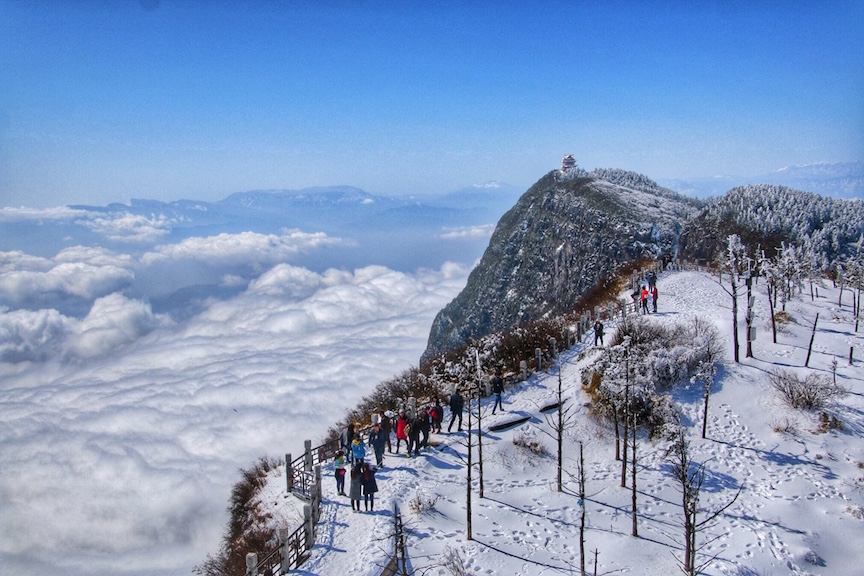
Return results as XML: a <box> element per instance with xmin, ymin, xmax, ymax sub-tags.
<box><xmin>304</xmin><ymin>440</ymin><xmax>312</xmax><ymax>472</ymax></box>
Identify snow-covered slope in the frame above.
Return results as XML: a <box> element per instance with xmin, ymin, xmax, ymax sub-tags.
<box><xmin>259</xmin><ymin>269</ymin><xmax>864</xmax><ymax>575</ymax></box>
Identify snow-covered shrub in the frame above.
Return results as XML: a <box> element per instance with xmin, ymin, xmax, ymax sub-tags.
<box><xmin>440</xmin><ymin>545</ymin><xmax>468</xmax><ymax>576</ymax></box>
<box><xmin>584</xmin><ymin>316</ymin><xmax>719</xmax><ymax>437</ymax></box>
<box><xmin>768</xmin><ymin>368</ymin><xmax>848</xmax><ymax>410</ymax></box>
<box><xmin>816</xmin><ymin>411</ymin><xmax>843</xmax><ymax>433</ymax></box>
<box><xmin>408</xmin><ymin>490</ymin><xmax>439</xmax><ymax>515</ymax></box>
<box><xmin>513</xmin><ymin>428</ymin><xmax>548</xmax><ymax>456</ymax></box>
<box><xmin>770</xmin><ymin>416</ymin><xmax>798</xmax><ymax>435</ymax></box>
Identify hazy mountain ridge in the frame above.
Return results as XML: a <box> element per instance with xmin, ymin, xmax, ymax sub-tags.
<box><xmin>658</xmin><ymin>160</ymin><xmax>864</xmax><ymax>199</ymax></box>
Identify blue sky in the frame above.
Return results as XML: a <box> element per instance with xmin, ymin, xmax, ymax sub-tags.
<box><xmin>1</xmin><ymin>0</ymin><xmax>862</xmax><ymax>207</ymax></box>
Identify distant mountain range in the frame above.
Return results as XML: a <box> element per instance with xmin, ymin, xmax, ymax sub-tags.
<box><xmin>657</xmin><ymin>161</ymin><xmax>864</xmax><ymax>199</ymax></box>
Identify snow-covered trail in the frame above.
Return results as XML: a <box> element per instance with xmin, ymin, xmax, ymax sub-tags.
<box><xmin>260</xmin><ymin>268</ymin><xmax>864</xmax><ymax>576</ymax></box>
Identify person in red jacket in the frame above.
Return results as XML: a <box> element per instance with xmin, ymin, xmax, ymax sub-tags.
<box><xmin>395</xmin><ymin>411</ymin><xmax>408</xmax><ymax>454</ymax></box>
<box><xmin>641</xmin><ymin>286</ymin><xmax>650</xmax><ymax>315</ymax></box>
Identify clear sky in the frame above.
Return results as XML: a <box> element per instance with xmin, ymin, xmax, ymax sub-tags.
<box><xmin>1</xmin><ymin>0</ymin><xmax>863</xmax><ymax>208</ymax></box>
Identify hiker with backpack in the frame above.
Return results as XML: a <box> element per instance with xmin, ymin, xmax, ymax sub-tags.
<box><xmin>594</xmin><ymin>320</ymin><xmax>604</xmax><ymax>346</ymax></box>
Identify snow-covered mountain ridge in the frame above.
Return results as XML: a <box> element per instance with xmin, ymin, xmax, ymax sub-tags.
<box><xmin>257</xmin><ymin>268</ymin><xmax>864</xmax><ymax>576</ymax></box>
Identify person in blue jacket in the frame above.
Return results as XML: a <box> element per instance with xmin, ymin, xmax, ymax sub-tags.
<box><xmin>351</xmin><ymin>434</ymin><xmax>367</xmax><ymax>463</ymax></box>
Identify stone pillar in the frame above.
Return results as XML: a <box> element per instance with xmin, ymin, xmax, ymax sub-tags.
<box><xmin>520</xmin><ymin>360</ymin><xmax>527</xmax><ymax>381</ymax></box>
<box><xmin>304</xmin><ymin>504</ymin><xmax>314</xmax><ymax>549</ymax></box>
<box><xmin>535</xmin><ymin>348</ymin><xmax>542</xmax><ymax>372</ymax></box>
<box><xmin>278</xmin><ymin>527</ymin><xmax>289</xmax><ymax>575</ymax></box>
<box><xmin>549</xmin><ymin>337</ymin><xmax>557</xmax><ymax>362</ymax></box>
<box><xmin>246</xmin><ymin>552</ymin><xmax>258</xmax><ymax>576</ymax></box>
<box><xmin>285</xmin><ymin>453</ymin><xmax>293</xmax><ymax>493</ymax></box>
<box><xmin>304</xmin><ymin>440</ymin><xmax>312</xmax><ymax>472</ymax></box>
<box><xmin>408</xmin><ymin>397</ymin><xmax>416</xmax><ymax>419</ymax></box>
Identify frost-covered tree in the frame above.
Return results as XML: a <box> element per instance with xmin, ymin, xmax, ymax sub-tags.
<box><xmin>717</xmin><ymin>234</ymin><xmax>747</xmax><ymax>362</ymax></box>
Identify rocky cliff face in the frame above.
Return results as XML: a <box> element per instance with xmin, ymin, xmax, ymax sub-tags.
<box><xmin>422</xmin><ymin>169</ymin><xmax>700</xmax><ymax>360</ymax></box>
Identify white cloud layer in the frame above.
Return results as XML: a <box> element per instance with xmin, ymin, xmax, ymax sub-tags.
<box><xmin>0</xmin><ymin>261</ymin><xmax>469</xmax><ymax>575</ymax></box>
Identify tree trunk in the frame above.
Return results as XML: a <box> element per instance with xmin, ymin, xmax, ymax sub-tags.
<box><xmin>631</xmin><ymin>415</ymin><xmax>638</xmax><ymax>537</ymax></box>
<box><xmin>805</xmin><ymin>313</ymin><xmax>819</xmax><ymax>368</ymax></box>
<box><xmin>768</xmin><ymin>282</ymin><xmax>777</xmax><ymax>344</ymax></box>
<box><xmin>731</xmin><ymin>278</ymin><xmax>740</xmax><ymax>363</ymax></box>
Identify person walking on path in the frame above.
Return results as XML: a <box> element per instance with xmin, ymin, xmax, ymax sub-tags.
<box><xmin>594</xmin><ymin>320</ymin><xmax>604</xmax><ymax>346</ymax></box>
<box><xmin>361</xmin><ymin>462</ymin><xmax>378</xmax><ymax>512</ymax></box>
<box><xmin>418</xmin><ymin>408</ymin><xmax>431</xmax><ymax>449</ymax></box>
<box><xmin>341</xmin><ymin>422</ymin><xmax>355</xmax><ymax>464</ymax></box>
<box><xmin>448</xmin><ymin>389</ymin><xmax>464</xmax><ymax>432</ymax></box>
<box><xmin>369</xmin><ymin>422</ymin><xmax>387</xmax><ymax>467</ymax></box>
<box><xmin>395</xmin><ymin>411</ymin><xmax>409</xmax><ymax>454</ymax></box>
<box><xmin>407</xmin><ymin>412</ymin><xmax>422</xmax><ymax>457</ymax></box>
<box><xmin>351</xmin><ymin>434</ymin><xmax>367</xmax><ymax>463</ymax></box>
<box><xmin>430</xmin><ymin>397</ymin><xmax>443</xmax><ymax>434</ymax></box>
<box><xmin>380</xmin><ymin>410</ymin><xmax>394</xmax><ymax>453</ymax></box>
<box><xmin>349</xmin><ymin>462</ymin><xmax>363</xmax><ymax>512</ymax></box>
<box><xmin>490</xmin><ymin>371</ymin><xmax>505</xmax><ymax>414</ymax></box>
<box><xmin>652</xmin><ymin>285</ymin><xmax>658</xmax><ymax>313</ymax></box>
<box><xmin>333</xmin><ymin>450</ymin><xmax>346</xmax><ymax>495</ymax></box>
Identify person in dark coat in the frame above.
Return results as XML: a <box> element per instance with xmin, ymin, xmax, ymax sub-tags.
<box><xmin>361</xmin><ymin>462</ymin><xmax>378</xmax><ymax>512</ymax></box>
<box><xmin>490</xmin><ymin>371</ymin><xmax>504</xmax><ymax>414</ymax></box>
<box><xmin>418</xmin><ymin>408</ymin><xmax>431</xmax><ymax>449</ymax></box>
<box><xmin>407</xmin><ymin>412</ymin><xmax>422</xmax><ymax>457</ymax></box>
<box><xmin>594</xmin><ymin>320</ymin><xmax>604</xmax><ymax>346</ymax></box>
<box><xmin>448</xmin><ymin>389</ymin><xmax>464</xmax><ymax>433</ymax></box>
<box><xmin>652</xmin><ymin>285</ymin><xmax>658</xmax><ymax>313</ymax></box>
<box><xmin>349</xmin><ymin>462</ymin><xmax>363</xmax><ymax>512</ymax></box>
<box><xmin>368</xmin><ymin>422</ymin><xmax>387</xmax><ymax>467</ymax></box>
<box><xmin>380</xmin><ymin>410</ymin><xmax>394</xmax><ymax>453</ymax></box>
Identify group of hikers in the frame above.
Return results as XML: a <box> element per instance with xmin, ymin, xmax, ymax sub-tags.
<box><xmin>632</xmin><ymin>271</ymin><xmax>659</xmax><ymax>316</ymax></box>
<box><xmin>593</xmin><ymin>272</ymin><xmax>661</xmax><ymax>347</ymax></box>
<box><xmin>333</xmin><ymin>373</ymin><xmax>509</xmax><ymax>510</ymax></box>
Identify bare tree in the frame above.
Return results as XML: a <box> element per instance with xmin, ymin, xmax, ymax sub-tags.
<box><xmin>540</xmin><ymin>354</ymin><xmax>581</xmax><ymax>492</ymax></box>
<box><xmin>666</xmin><ymin>430</ymin><xmax>742</xmax><ymax>575</ymax></box>
<box><xmin>691</xmin><ymin>317</ymin><xmax>723</xmax><ymax>439</ymax></box>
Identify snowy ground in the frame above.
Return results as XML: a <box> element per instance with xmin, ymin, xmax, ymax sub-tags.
<box><xmin>259</xmin><ymin>270</ymin><xmax>864</xmax><ymax>576</ymax></box>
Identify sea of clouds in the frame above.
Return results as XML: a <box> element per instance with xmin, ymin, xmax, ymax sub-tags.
<box><xmin>0</xmin><ymin>207</ymin><xmax>471</xmax><ymax>576</ymax></box>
